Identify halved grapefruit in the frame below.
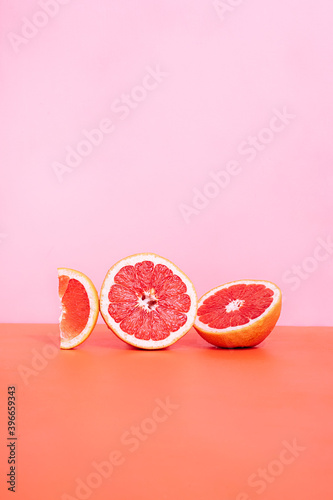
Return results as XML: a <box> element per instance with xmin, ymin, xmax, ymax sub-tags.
<box><xmin>194</xmin><ymin>280</ymin><xmax>282</xmax><ymax>348</ymax></box>
<box><xmin>100</xmin><ymin>253</ymin><xmax>197</xmax><ymax>349</ymax></box>
<box><xmin>58</xmin><ymin>268</ymin><xmax>99</xmax><ymax>349</ymax></box>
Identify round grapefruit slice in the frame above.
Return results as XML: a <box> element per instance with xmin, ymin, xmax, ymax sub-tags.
<box><xmin>58</xmin><ymin>268</ymin><xmax>99</xmax><ymax>349</ymax></box>
<box><xmin>100</xmin><ymin>253</ymin><xmax>197</xmax><ymax>349</ymax></box>
<box><xmin>194</xmin><ymin>280</ymin><xmax>282</xmax><ymax>348</ymax></box>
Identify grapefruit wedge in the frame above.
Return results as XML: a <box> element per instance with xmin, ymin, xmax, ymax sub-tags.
<box><xmin>100</xmin><ymin>253</ymin><xmax>197</xmax><ymax>349</ymax></box>
<box><xmin>58</xmin><ymin>268</ymin><xmax>99</xmax><ymax>349</ymax></box>
<box><xmin>194</xmin><ymin>280</ymin><xmax>282</xmax><ymax>348</ymax></box>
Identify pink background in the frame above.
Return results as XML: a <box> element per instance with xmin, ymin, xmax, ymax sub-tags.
<box><xmin>1</xmin><ymin>0</ymin><xmax>332</xmax><ymax>325</ymax></box>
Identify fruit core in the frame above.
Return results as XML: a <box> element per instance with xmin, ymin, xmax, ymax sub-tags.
<box><xmin>225</xmin><ymin>299</ymin><xmax>244</xmax><ymax>313</ymax></box>
<box><xmin>139</xmin><ymin>292</ymin><xmax>158</xmax><ymax>311</ymax></box>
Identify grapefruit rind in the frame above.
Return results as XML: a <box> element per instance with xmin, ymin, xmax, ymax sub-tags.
<box><xmin>99</xmin><ymin>253</ymin><xmax>197</xmax><ymax>350</ymax></box>
<box><xmin>58</xmin><ymin>268</ymin><xmax>99</xmax><ymax>349</ymax></box>
<box><xmin>194</xmin><ymin>280</ymin><xmax>282</xmax><ymax>348</ymax></box>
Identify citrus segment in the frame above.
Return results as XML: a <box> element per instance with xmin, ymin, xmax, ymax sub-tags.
<box><xmin>58</xmin><ymin>268</ymin><xmax>99</xmax><ymax>349</ymax></box>
<box><xmin>194</xmin><ymin>280</ymin><xmax>281</xmax><ymax>348</ymax></box>
<box><xmin>60</xmin><ymin>278</ymin><xmax>90</xmax><ymax>340</ymax></box>
<box><xmin>100</xmin><ymin>254</ymin><xmax>197</xmax><ymax>349</ymax></box>
<box><xmin>58</xmin><ymin>275</ymin><xmax>70</xmax><ymax>299</ymax></box>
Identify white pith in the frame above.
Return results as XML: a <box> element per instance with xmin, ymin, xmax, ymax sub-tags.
<box><xmin>195</xmin><ymin>280</ymin><xmax>281</xmax><ymax>333</ymax></box>
<box><xmin>100</xmin><ymin>254</ymin><xmax>197</xmax><ymax>349</ymax></box>
<box><xmin>58</xmin><ymin>268</ymin><xmax>98</xmax><ymax>349</ymax></box>
<box><xmin>225</xmin><ymin>299</ymin><xmax>244</xmax><ymax>313</ymax></box>
<box><xmin>138</xmin><ymin>290</ymin><xmax>158</xmax><ymax>311</ymax></box>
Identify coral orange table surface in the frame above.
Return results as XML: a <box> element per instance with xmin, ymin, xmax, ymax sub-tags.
<box><xmin>1</xmin><ymin>324</ymin><xmax>332</xmax><ymax>500</ymax></box>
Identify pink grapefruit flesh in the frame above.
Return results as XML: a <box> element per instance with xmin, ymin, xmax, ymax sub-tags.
<box><xmin>100</xmin><ymin>254</ymin><xmax>197</xmax><ymax>349</ymax></box>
